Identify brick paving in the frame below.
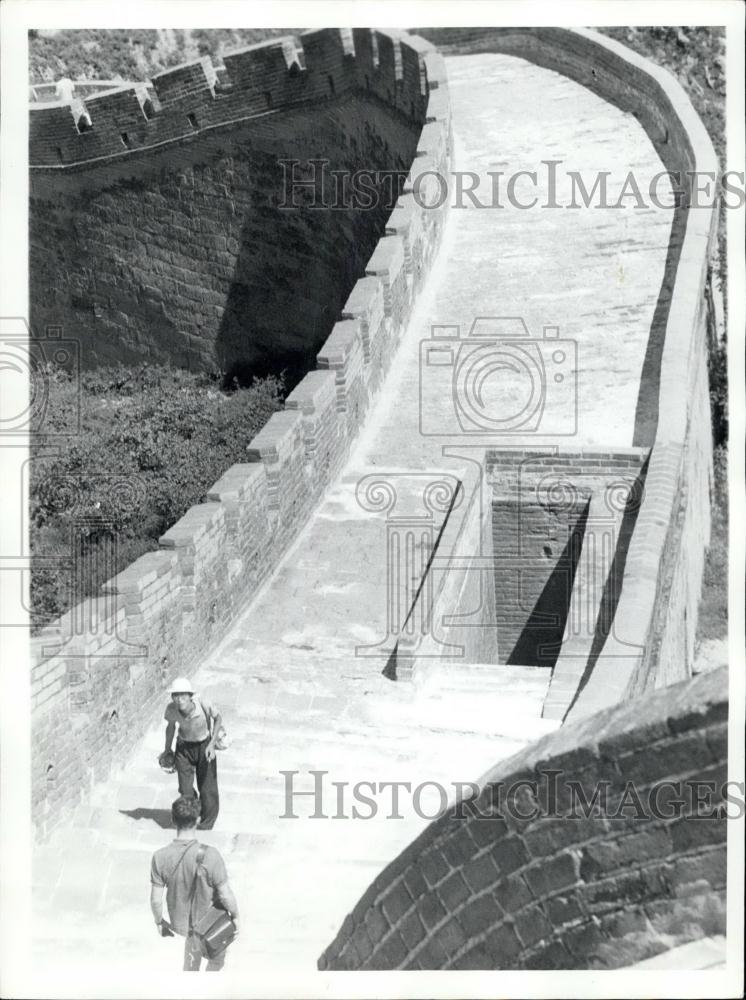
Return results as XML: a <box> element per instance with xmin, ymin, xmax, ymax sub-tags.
<box><xmin>33</xmin><ymin>657</ymin><xmax>557</xmax><ymax>972</ymax></box>
<box><xmin>32</xmin><ymin>52</ymin><xmax>675</xmax><ymax>974</ymax></box>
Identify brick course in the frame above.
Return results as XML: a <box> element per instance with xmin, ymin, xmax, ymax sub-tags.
<box><xmin>29</xmin><ymin>30</ymin><xmax>451</xmax><ymax>838</ymax></box>
<box><xmin>321</xmin><ymin>667</ymin><xmax>729</xmax><ymax>970</ymax></box>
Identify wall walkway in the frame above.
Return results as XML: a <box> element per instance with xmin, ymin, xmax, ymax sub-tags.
<box><xmin>30</xmin><ymin>43</ymin><xmax>685</xmax><ymax>974</ymax></box>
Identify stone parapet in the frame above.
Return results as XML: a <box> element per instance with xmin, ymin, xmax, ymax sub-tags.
<box><xmin>30</xmin><ymin>29</ymin><xmax>453</xmax><ymax>838</ymax></box>
<box><xmin>30</xmin><ymin>30</ymin><xmax>433</xmax><ymax>169</ymax></box>
<box><xmin>321</xmin><ymin>667</ymin><xmax>728</xmax><ymax>970</ymax></box>
<box><xmin>411</xmin><ymin>25</ymin><xmax>717</xmax><ymax>714</ymax></box>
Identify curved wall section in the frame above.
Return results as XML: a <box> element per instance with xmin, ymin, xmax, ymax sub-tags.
<box><xmin>320</xmin><ymin>666</ymin><xmax>728</xmax><ymax>970</ymax></box>
<box><xmin>417</xmin><ymin>26</ymin><xmax>718</xmax><ymax>716</ymax></box>
<box><xmin>318</xmin><ymin>27</ymin><xmax>726</xmax><ymax>972</ymax></box>
<box><xmin>29</xmin><ymin>30</ymin><xmax>438</xmax><ymax>382</ymax></box>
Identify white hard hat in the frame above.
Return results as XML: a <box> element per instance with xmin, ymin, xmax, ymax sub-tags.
<box><xmin>170</xmin><ymin>676</ymin><xmax>194</xmax><ymax>694</ymax></box>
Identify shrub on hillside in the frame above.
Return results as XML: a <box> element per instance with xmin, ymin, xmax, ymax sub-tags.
<box><xmin>30</xmin><ymin>365</ymin><xmax>283</xmax><ymax>628</ymax></box>
<box><xmin>29</xmin><ymin>28</ymin><xmax>297</xmax><ymax>84</ymax></box>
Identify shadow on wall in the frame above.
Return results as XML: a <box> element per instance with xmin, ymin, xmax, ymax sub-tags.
<box><xmin>507</xmin><ymin>503</ymin><xmax>589</xmax><ymax>668</ymax></box>
<box><xmin>30</xmin><ymin>87</ymin><xmax>421</xmax><ymax>382</ymax></box>
<box><xmin>568</xmin><ymin>455</ymin><xmax>650</xmax><ymax>711</ymax></box>
<box><xmin>633</xmin><ymin>205</ymin><xmax>689</xmax><ymax>446</ymax></box>
<box><xmin>213</xmin><ymin>123</ymin><xmax>408</xmax><ymax>390</ymax></box>
<box><xmin>214</xmin><ymin>181</ymin><xmax>362</xmax><ymax>390</ymax></box>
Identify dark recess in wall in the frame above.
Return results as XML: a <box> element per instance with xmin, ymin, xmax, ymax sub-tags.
<box><xmin>507</xmin><ymin>503</ymin><xmax>588</xmax><ymax>667</ymax></box>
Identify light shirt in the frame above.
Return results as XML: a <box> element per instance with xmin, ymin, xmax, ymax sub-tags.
<box><xmin>164</xmin><ymin>694</ymin><xmax>217</xmax><ymax>743</ymax></box>
<box><xmin>150</xmin><ymin>840</ymin><xmax>228</xmax><ymax>936</ymax></box>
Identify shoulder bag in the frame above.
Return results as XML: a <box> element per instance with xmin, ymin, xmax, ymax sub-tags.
<box><xmin>188</xmin><ymin>845</ymin><xmax>237</xmax><ymax>959</ymax></box>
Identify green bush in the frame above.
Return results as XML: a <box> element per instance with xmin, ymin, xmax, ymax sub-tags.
<box><xmin>29</xmin><ymin>28</ymin><xmax>298</xmax><ymax>84</ymax></box>
<box><xmin>30</xmin><ymin>365</ymin><xmax>283</xmax><ymax>627</ymax></box>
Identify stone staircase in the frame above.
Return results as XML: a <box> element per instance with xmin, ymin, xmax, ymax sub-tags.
<box><xmin>28</xmin><ymin>42</ymin><xmax>681</xmax><ymax>977</ymax></box>
<box><xmin>32</xmin><ymin>654</ymin><xmax>557</xmax><ymax>972</ymax></box>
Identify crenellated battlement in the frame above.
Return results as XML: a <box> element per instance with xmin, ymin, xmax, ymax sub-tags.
<box><xmin>29</xmin><ymin>27</ymin><xmax>452</xmax><ymax>839</ymax></box>
<box><xmin>29</xmin><ymin>28</ymin><xmax>439</xmax><ymax>168</ymax></box>
<box><xmin>30</xmin><ymin>80</ymin><xmax>141</xmax><ymax>102</ymax></box>
<box><xmin>26</xmin><ymin>28</ymin><xmax>727</xmax><ymax>976</ymax></box>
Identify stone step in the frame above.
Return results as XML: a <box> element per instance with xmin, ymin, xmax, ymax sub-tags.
<box><xmin>419</xmin><ymin>661</ymin><xmax>550</xmax><ymax>688</ymax></box>
<box><xmin>128</xmin><ymin>706</ymin><xmax>549</xmax><ymax>760</ymax></box>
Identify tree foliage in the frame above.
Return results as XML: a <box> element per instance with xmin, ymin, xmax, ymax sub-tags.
<box><xmin>29</xmin><ymin>28</ymin><xmax>297</xmax><ymax>84</ymax></box>
<box><xmin>30</xmin><ymin>365</ymin><xmax>283</xmax><ymax>627</ymax></box>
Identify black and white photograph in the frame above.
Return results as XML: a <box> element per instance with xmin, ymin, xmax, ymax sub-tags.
<box><xmin>1</xmin><ymin>1</ymin><xmax>744</xmax><ymax>996</ymax></box>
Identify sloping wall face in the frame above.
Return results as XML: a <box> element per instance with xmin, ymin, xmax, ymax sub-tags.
<box><xmin>29</xmin><ymin>30</ymin><xmax>434</xmax><ymax>383</ymax></box>
<box><xmin>320</xmin><ymin>666</ymin><xmax>728</xmax><ymax>970</ymax></box>
<box><xmin>30</xmin><ymin>100</ymin><xmax>418</xmax><ymax>382</ymax></box>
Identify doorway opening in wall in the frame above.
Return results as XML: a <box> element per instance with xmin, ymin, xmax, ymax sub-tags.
<box><xmin>492</xmin><ymin>497</ymin><xmax>589</xmax><ymax>668</ymax></box>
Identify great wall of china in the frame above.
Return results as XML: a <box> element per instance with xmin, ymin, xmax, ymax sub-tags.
<box><xmin>28</xmin><ymin>27</ymin><xmax>728</xmax><ymax>972</ymax></box>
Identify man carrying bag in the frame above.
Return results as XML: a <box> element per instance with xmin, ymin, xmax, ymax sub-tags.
<box><xmin>150</xmin><ymin>796</ymin><xmax>240</xmax><ymax>971</ymax></box>
<box><xmin>160</xmin><ymin>677</ymin><xmax>224</xmax><ymax>830</ymax></box>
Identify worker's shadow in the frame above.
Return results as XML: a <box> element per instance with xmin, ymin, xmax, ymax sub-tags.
<box><xmin>119</xmin><ymin>807</ymin><xmax>173</xmax><ymax>829</ymax></box>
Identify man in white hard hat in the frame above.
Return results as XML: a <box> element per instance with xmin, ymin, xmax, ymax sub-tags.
<box><xmin>161</xmin><ymin>677</ymin><xmax>222</xmax><ymax>830</ymax></box>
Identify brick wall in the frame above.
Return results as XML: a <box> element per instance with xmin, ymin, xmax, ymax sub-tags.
<box><xmin>30</xmin><ymin>30</ymin><xmax>452</xmax><ymax>839</ymax></box>
<box><xmin>397</xmin><ymin>447</ymin><xmax>648</xmax><ymax>690</ymax></box>
<box><xmin>316</xmin><ymin>30</ymin><xmax>723</xmax><ymax>969</ymax></box>
<box><xmin>414</xmin><ymin>26</ymin><xmax>718</xmax><ymax>715</ymax></box>
<box><xmin>29</xmin><ymin>32</ymin><xmax>427</xmax><ymax>167</ymax></box>
<box><xmin>31</xmin><ymin>102</ymin><xmax>415</xmax><ymax>379</ymax></box>
<box><xmin>486</xmin><ymin>449</ymin><xmax>648</xmax><ymax>714</ymax></box>
<box><xmin>320</xmin><ymin>666</ymin><xmax>729</xmax><ymax>970</ymax></box>
<box><xmin>29</xmin><ymin>29</ymin><xmax>450</xmax><ymax>381</ymax></box>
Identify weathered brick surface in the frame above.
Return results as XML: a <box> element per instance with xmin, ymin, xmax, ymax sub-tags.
<box><xmin>285</xmin><ymin>370</ymin><xmax>345</xmax><ymax>489</ymax></box>
<box><xmin>29</xmin><ymin>29</ymin><xmax>438</xmax><ymax>383</ymax></box>
<box><xmin>30</xmin><ymin>30</ymin><xmax>451</xmax><ymax>838</ymax></box>
<box><xmin>365</xmin><ymin>235</ymin><xmax>408</xmax><ymax>344</ymax></box>
<box><xmin>205</xmin><ymin>463</ymin><xmax>274</xmax><ymax>605</ymax></box>
<box><xmin>401</xmin><ymin>28</ymin><xmax>716</xmax><ymax>728</ymax></box>
<box><xmin>487</xmin><ymin>449</ymin><xmax>647</xmax><ymax>672</ymax></box>
<box><xmin>30</xmin><ymin>32</ymin><xmax>428</xmax><ymax>167</ymax></box>
<box><xmin>317</xmin><ymin>319</ymin><xmax>369</xmax><ymax>442</ymax></box>
<box><xmin>385</xmin><ymin>193</ymin><xmax>428</xmax><ymax>297</ymax></box>
<box><xmin>31</xmin><ymin>108</ymin><xmax>412</xmax><ymax>376</ymax></box>
<box><xmin>322</xmin><ymin>668</ymin><xmax>728</xmax><ymax>970</ymax></box>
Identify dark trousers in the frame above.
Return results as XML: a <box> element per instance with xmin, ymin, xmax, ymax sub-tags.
<box><xmin>175</xmin><ymin>738</ymin><xmax>219</xmax><ymax>829</ymax></box>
